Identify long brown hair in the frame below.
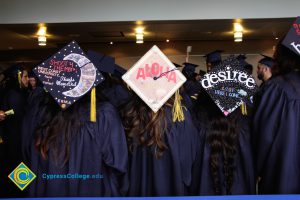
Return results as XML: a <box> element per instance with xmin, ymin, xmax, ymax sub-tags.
<box><xmin>35</xmin><ymin>86</ymin><xmax>106</xmax><ymax>167</ymax></box>
<box><xmin>120</xmin><ymin>94</ymin><xmax>173</xmax><ymax>159</ymax></box>
<box><xmin>193</xmin><ymin>91</ymin><xmax>241</xmax><ymax>194</ymax></box>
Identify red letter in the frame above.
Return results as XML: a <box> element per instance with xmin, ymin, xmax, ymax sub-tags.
<box><xmin>168</xmin><ymin>72</ymin><xmax>177</xmax><ymax>83</ymax></box>
<box><xmin>136</xmin><ymin>68</ymin><xmax>145</xmax><ymax>80</ymax></box>
<box><xmin>151</xmin><ymin>63</ymin><xmax>160</xmax><ymax>77</ymax></box>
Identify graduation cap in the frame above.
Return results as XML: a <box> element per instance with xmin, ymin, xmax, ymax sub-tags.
<box><xmin>122</xmin><ymin>45</ymin><xmax>186</xmax><ymax>118</ymax></box>
<box><xmin>258</xmin><ymin>54</ymin><xmax>275</xmax><ymax>68</ymax></box>
<box><xmin>114</xmin><ymin>64</ymin><xmax>127</xmax><ymax>78</ymax></box>
<box><xmin>87</xmin><ymin>50</ymin><xmax>115</xmax><ymax>74</ymax></box>
<box><xmin>200</xmin><ymin>55</ymin><xmax>258</xmax><ymax>116</ymax></box>
<box><xmin>2</xmin><ymin>64</ymin><xmax>24</xmax><ymax>78</ymax></box>
<box><xmin>282</xmin><ymin>16</ymin><xmax>300</xmax><ymax>56</ymax></box>
<box><xmin>204</xmin><ymin>50</ymin><xmax>223</xmax><ymax>63</ymax></box>
<box><xmin>33</xmin><ymin>41</ymin><xmax>104</xmax><ymax>114</ymax></box>
<box><xmin>198</xmin><ymin>70</ymin><xmax>206</xmax><ymax>76</ymax></box>
<box><xmin>182</xmin><ymin>62</ymin><xmax>198</xmax><ymax>73</ymax></box>
<box><xmin>236</xmin><ymin>54</ymin><xmax>253</xmax><ymax>73</ymax></box>
<box><xmin>172</xmin><ymin>63</ymin><xmax>182</xmax><ymax>68</ymax></box>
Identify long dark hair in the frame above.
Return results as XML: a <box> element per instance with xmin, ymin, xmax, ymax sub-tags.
<box><xmin>193</xmin><ymin>91</ymin><xmax>241</xmax><ymax>195</ymax></box>
<box><xmin>272</xmin><ymin>40</ymin><xmax>300</xmax><ymax>76</ymax></box>
<box><xmin>35</xmin><ymin>86</ymin><xmax>106</xmax><ymax>167</ymax></box>
<box><xmin>120</xmin><ymin>94</ymin><xmax>173</xmax><ymax>159</ymax></box>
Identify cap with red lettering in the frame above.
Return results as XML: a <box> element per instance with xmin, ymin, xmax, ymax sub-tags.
<box><xmin>282</xmin><ymin>16</ymin><xmax>300</xmax><ymax>56</ymax></box>
<box><xmin>122</xmin><ymin>45</ymin><xmax>186</xmax><ymax>112</ymax></box>
<box><xmin>33</xmin><ymin>41</ymin><xmax>104</xmax><ymax>110</ymax></box>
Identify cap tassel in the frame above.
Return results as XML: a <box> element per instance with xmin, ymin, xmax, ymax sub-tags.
<box><xmin>17</xmin><ymin>70</ymin><xmax>22</xmax><ymax>88</ymax></box>
<box><xmin>172</xmin><ymin>90</ymin><xmax>185</xmax><ymax>122</ymax></box>
<box><xmin>90</xmin><ymin>87</ymin><xmax>96</xmax><ymax>122</ymax></box>
<box><xmin>241</xmin><ymin>101</ymin><xmax>247</xmax><ymax>115</ymax></box>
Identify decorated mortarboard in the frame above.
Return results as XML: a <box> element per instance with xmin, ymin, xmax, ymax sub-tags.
<box><xmin>87</xmin><ymin>50</ymin><xmax>115</xmax><ymax>74</ymax></box>
<box><xmin>122</xmin><ymin>45</ymin><xmax>186</xmax><ymax>113</ymax></box>
<box><xmin>204</xmin><ymin>50</ymin><xmax>223</xmax><ymax>63</ymax></box>
<box><xmin>33</xmin><ymin>41</ymin><xmax>104</xmax><ymax>111</ymax></box>
<box><xmin>182</xmin><ymin>62</ymin><xmax>198</xmax><ymax>73</ymax></box>
<box><xmin>200</xmin><ymin>55</ymin><xmax>258</xmax><ymax>116</ymax></box>
<box><xmin>258</xmin><ymin>54</ymin><xmax>275</xmax><ymax>68</ymax></box>
<box><xmin>282</xmin><ymin>16</ymin><xmax>300</xmax><ymax>56</ymax></box>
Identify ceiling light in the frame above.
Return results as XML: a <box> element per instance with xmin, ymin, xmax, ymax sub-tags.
<box><xmin>275</xmin><ymin>37</ymin><xmax>279</xmax><ymax>40</ymax></box>
<box><xmin>38</xmin><ymin>36</ymin><xmax>47</xmax><ymax>46</ymax></box>
<box><xmin>135</xmin><ymin>27</ymin><xmax>144</xmax><ymax>44</ymax></box>
<box><xmin>166</xmin><ymin>39</ymin><xmax>170</xmax><ymax>42</ymax></box>
<box><xmin>37</xmin><ymin>25</ymin><xmax>47</xmax><ymax>46</ymax></box>
<box><xmin>110</xmin><ymin>41</ymin><xmax>113</xmax><ymax>45</ymax></box>
<box><xmin>233</xmin><ymin>23</ymin><xmax>243</xmax><ymax>42</ymax></box>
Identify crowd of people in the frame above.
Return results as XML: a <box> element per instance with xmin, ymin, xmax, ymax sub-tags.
<box><xmin>0</xmin><ymin>23</ymin><xmax>299</xmax><ymax>198</ymax></box>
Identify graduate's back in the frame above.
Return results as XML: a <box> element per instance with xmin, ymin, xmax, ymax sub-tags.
<box><xmin>120</xmin><ymin>95</ymin><xmax>199</xmax><ymax>196</ymax></box>
<box><xmin>190</xmin><ymin>91</ymin><xmax>255</xmax><ymax>195</ymax></box>
<box><xmin>24</xmin><ymin>92</ymin><xmax>129</xmax><ymax>197</ymax></box>
<box><xmin>253</xmin><ymin>40</ymin><xmax>300</xmax><ymax>194</ymax></box>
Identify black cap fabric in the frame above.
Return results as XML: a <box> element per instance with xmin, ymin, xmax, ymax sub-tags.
<box><xmin>282</xmin><ymin>16</ymin><xmax>300</xmax><ymax>56</ymax></box>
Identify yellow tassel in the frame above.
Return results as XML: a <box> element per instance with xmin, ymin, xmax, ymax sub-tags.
<box><xmin>17</xmin><ymin>70</ymin><xmax>22</xmax><ymax>88</ymax></box>
<box><xmin>172</xmin><ymin>90</ymin><xmax>185</xmax><ymax>122</ymax></box>
<box><xmin>241</xmin><ymin>101</ymin><xmax>247</xmax><ymax>115</ymax></box>
<box><xmin>90</xmin><ymin>87</ymin><xmax>96</xmax><ymax>122</ymax></box>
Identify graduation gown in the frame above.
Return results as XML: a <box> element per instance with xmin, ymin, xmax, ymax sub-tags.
<box><xmin>0</xmin><ymin>88</ymin><xmax>28</xmax><ymax>197</ymax></box>
<box><xmin>190</xmin><ymin>116</ymin><xmax>255</xmax><ymax>195</ymax></box>
<box><xmin>24</xmin><ymin>102</ymin><xmax>129</xmax><ymax>197</ymax></box>
<box><xmin>253</xmin><ymin>71</ymin><xmax>300</xmax><ymax>194</ymax></box>
<box><xmin>127</xmin><ymin>108</ymin><xmax>199</xmax><ymax>196</ymax></box>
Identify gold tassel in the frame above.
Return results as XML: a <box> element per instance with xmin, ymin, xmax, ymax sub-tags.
<box><xmin>172</xmin><ymin>90</ymin><xmax>185</xmax><ymax>122</ymax></box>
<box><xmin>90</xmin><ymin>87</ymin><xmax>96</xmax><ymax>122</ymax></box>
<box><xmin>17</xmin><ymin>70</ymin><xmax>22</xmax><ymax>88</ymax></box>
<box><xmin>241</xmin><ymin>101</ymin><xmax>247</xmax><ymax>115</ymax></box>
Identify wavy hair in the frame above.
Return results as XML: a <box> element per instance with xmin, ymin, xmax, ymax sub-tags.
<box><xmin>35</xmin><ymin>86</ymin><xmax>106</xmax><ymax>167</ymax></box>
<box><xmin>193</xmin><ymin>91</ymin><xmax>240</xmax><ymax>194</ymax></box>
<box><xmin>120</xmin><ymin>94</ymin><xmax>173</xmax><ymax>159</ymax></box>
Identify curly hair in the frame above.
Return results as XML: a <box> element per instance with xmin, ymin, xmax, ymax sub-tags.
<box><xmin>120</xmin><ymin>94</ymin><xmax>173</xmax><ymax>159</ymax></box>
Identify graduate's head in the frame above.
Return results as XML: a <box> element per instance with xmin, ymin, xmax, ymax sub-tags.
<box><xmin>120</xmin><ymin>45</ymin><xmax>187</xmax><ymax>158</ymax></box>
<box><xmin>2</xmin><ymin>64</ymin><xmax>29</xmax><ymax>89</ymax></box>
<box><xmin>204</xmin><ymin>50</ymin><xmax>223</xmax><ymax>72</ymax></box>
<box><xmin>33</xmin><ymin>41</ymin><xmax>105</xmax><ymax>165</ymax></box>
<box><xmin>257</xmin><ymin>55</ymin><xmax>275</xmax><ymax>82</ymax></box>
<box><xmin>273</xmin><ymin>17</ymin><xmax>300</xmax><ymax>75</ymax></box>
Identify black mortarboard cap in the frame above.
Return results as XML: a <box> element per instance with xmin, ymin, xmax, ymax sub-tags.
<box><xmin>33</xmin><ymin>41</ymin><xmax>104</xmax><ymax>110</ymax></box>
<box><xmin>87</xmin><ymin>50</ymin><xmax>115</xmax><ymax>74</ymax></box>
<box><xmin>199</xmin><ymin>70</ymin><xmax>206</xmax><ymax>76</ymax></box>
<box><xmin>200</xmin><ymin>55</ymin><xmax>258</xmax><ymax>116</ymax></box>
<box><xmin>258</xmin><ymin>54</ymin><xmax>275</xmax><ymax>68</ymax></box>
<box><xmin>204</xmin><ymin>50</ymin><xmax>223</xmax><ymax>63</ymax></box>
<box><xmin>3</xmin><ymin>64</ymin><xmax>24</xmax><ymax>78</ymax></box>
<box><xmin>282</xmin><ymin>16</ymin><xmax>300</xmax><ymax>56</ymax></box>
<box><xmin>114</xmin><ymin>64</ymin><xmax>127</xmax><ymax>78</ymax></box>
<box><xmin>172</xmin><ymin>63</ymin><xmax>182</xmax><ymax>68</ymax></box>
<box><xmin>182</xmin><ymin>62</ymin><xmax>198</xmax><ymax>73</ymax></box>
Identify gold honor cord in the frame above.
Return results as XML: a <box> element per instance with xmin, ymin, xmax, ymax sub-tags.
<box><xmin>90</xmin><ymin>87</ymin><xmax>96</xmax><ymax>122</ymax></box>
<box><xmin>241</xmin><ymin>101</ymin><xmax>247</xmax><ymax>115</ymax></box>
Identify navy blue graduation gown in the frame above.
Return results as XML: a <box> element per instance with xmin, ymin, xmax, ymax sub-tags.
<box><xmin>127</xmin><ymin>108</ymin><xmax>199</xmax><ymax>196</ymax></box>
<box><xmin>253</xmin><ymin>71</ymin><xmax>300</xmax><ymax>194</ymax></box>
<box><xmin>25</xmin><ymin>102</ymin><xmax>129</xmax><ymax>197</ymax></box>
<box><xmin>0</xmin><ymin>88</ymin><xmax>28</xmax><ymax>197</ymax></box>
<box><xmin>191</xmin><ymin>116</ymin><xmax>255</xmax><ymax>195</ymax></box>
